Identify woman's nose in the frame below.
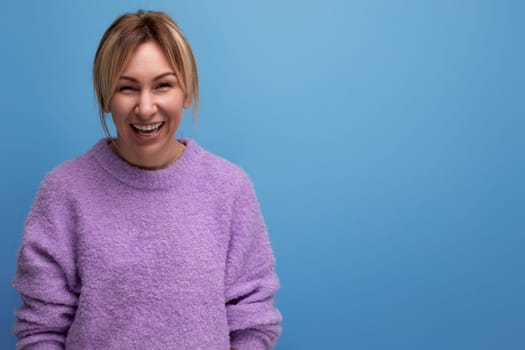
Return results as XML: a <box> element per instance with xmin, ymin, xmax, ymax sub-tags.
<box><xmin>135</xmin><ymin>91</ymin><xmax>157</xmax><ymax>119</ymax></box>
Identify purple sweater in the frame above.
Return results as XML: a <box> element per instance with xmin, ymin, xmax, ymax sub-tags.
<box><xmin>13</xmin><ymin>138</ymin><xmax>281</xmax><ymax>350</ymax></box>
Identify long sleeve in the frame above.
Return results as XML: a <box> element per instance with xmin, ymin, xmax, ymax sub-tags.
<box><xmin>13</xmin><ymin>174</ymin><xmax>80</xmax><ymax>350</ymax></box>
<box><xmin>226</xmin><ymin>174</ymin><xmax>282</xmax><ymax>350</ymax></box>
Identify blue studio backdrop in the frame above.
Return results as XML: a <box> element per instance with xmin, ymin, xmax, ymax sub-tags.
<box><xmin>1</xmin><ymin>0</ymin><xmax>524</xmax><ymax>349</ymax></box>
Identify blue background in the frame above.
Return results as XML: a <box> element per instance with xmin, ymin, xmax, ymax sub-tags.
<box><xmin>1</xmin><ymin>0</ymin><xmax>524</xmax><ymax>349</ymax></box>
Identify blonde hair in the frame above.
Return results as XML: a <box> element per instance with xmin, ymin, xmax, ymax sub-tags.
<box><xmin>93</xmin><ymin>10</ymin><xmax>199</xmax><ymax>137</ymax></box>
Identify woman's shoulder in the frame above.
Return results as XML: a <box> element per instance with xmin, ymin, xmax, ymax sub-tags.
<box><xmin>38</xmin><ymin>141</ymin><xmax>104</xmax><ymax>193</ymax></box>
<box><xmin>187</xmin><ymin>139</ymin><xmax>254</xmax><ymax>193</ymax></box>
<box><xmin>194</xmin><ymin>141</ymin><xmax>250</xmax><ymax>181</ymax></box>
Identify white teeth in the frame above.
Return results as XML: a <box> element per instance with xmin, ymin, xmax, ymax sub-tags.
<box><xmin>132</xmin><ymin>122</ymin><xmax>163</xmax><ymax>131</ymax></box>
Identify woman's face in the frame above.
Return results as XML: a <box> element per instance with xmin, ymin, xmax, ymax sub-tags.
<box><xmin>108</xmin><ymin>41</ymin><xmax>190</xmax><ymax>169</ymax></box>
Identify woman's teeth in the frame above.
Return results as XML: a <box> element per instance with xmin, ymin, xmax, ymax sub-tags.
<box><xmin>132</xmin><ymin>122</ymin><xmax>164</xmax><ymax>134</ymax></box>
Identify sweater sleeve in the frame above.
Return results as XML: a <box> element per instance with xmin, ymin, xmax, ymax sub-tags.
<box><xmin>226</xmin><ymin>174</ymin><xmax>282</xmax><ymax>350</ymax></box>
<box><xmin>12</xmin><ymin>173</ymin><xmax>80</xmax><ymax>350</ymax></box>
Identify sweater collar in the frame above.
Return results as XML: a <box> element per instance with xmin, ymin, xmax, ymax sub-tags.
<box><xmin>90</xmin><ymin>138</ymin><xmax>202</xmax><ymax>190</ymax></box>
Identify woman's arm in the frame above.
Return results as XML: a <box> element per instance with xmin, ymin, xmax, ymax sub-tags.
<box><xmin>225</xmin><ymin>174</ymin><xmax>282</xmax><ymax>350</ymax></box>
<box><xmin>13</xmin><ymin>174</ymin><xmax>80</xmax><ymax>350</ymax></box>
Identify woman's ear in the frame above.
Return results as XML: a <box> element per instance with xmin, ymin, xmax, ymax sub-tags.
<box><xmin>183</xmin><ymin>95</ymin><xmax>192</xmax><ymax>109</ymax></box>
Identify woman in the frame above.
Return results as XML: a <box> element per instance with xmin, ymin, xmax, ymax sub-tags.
<box><xmin>13</xmin><ymin>10</ymin><xmax>281</xmax><ymax>350</ymax></box>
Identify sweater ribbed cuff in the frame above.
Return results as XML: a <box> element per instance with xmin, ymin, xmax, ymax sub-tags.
<box><xmin>21</xmin><ymin>341</ymin><xmax>63</xmax><ymax>350</ymax></box>
<box><xmin>231</xmin><ymin>331</ymin><xmax>266</xmax><ymax>350</ymax></box>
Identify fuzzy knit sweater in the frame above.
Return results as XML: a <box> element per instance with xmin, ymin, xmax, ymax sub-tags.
<box><xmin>13</xmin><ymin>138</ymin><xmax>281</xmax><ymax>350</ymax></box>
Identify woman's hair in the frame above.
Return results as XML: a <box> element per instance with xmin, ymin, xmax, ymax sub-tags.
<box><xmin>93</xmin><ymin>10</ymin><xmax>199</xmax><ymax>136</ymax></box>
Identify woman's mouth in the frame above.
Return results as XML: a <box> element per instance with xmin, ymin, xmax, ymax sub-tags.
<box><xmin>131</xmin><ymin>122</ymin><xmax>165</xmax><ymax>136</ymax></box>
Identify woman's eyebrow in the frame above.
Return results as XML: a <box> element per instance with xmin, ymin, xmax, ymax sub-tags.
<box><xmin>119</xmin><ymin>72</ymin><xmax>176</xmax><ymax>82</ymax></box>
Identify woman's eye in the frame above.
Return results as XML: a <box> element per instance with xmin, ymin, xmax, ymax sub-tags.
<box><xmin>157</xmin><ymin>82</ymin><xmax>173</xmax><ymax>90</ymax></box>
<box><xmin>118</xmin><ymin>86</ymin><xmax>136</xmax><ymax>92</ymax></box>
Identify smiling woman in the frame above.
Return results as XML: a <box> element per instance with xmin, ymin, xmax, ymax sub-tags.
<box><xmin>93</xmin><ymin>10</ymin><xmax>197</xmax><ymax>170</ymax></box>
<box><xmin>107</xmin><ymin>41</ymin><xmax>189</xmax><ymax>169</ymax></box>
<box><xmin>12</xmin><ymin>10</ymin><xmax>281</xmax><ymax>350</ymax></box>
